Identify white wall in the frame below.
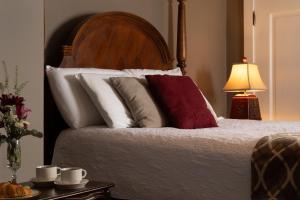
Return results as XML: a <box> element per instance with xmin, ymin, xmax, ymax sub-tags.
<box><xmin>0</xmin><ymin>0</ymin><xmax>44</xmax><ymax>182</ymax></box>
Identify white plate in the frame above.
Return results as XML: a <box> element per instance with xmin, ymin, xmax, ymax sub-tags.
<box><xmin>0</xmin><ymin>189</ymin><xmax>40</xmax><ymax>200</ymax></box>
<box><xmin>54</xmin><ymin>179</ymin><xmax>89</xmax><ymax>190</ymax></box>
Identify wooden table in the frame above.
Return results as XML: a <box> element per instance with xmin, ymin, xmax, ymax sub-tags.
<box><xmin>23</xmin><ymin>181</ymin><xmax>114</xmax><ymax>200</ymax></box>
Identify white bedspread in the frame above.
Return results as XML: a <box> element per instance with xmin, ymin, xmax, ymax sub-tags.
<box><xmin>52</xmin><ymin>119</ymin><xmax>300</xmax><ymax>200</ymax></box>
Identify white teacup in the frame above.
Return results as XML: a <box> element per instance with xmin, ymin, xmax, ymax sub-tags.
<box><xmin>36</xmin><ymin>165</ymin><xmax>61</xmax><ymax>182</ymax></box>
<box><xmin>60</xmin><ymin>167</ymin><xmax>87</xmax><ymax>184</ymax></box>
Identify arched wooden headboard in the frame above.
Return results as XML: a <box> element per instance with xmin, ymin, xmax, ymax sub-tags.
<box><xmin>60</xmin><ymin>12</ymin><xmax>172</xmax><ymax>69</ymax></box>
<box><xmin>44</xmin><ymin>0</ymin><xmax>187</xmax><ymax>164</ymax></box>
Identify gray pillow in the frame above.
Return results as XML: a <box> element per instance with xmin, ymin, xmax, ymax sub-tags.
<box><xmin>110</xmin><ymin>77</ymin><xmax>166</xmax><ymax>128</ymax></box>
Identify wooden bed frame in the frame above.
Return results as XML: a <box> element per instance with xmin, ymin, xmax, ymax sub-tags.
<box><xmin>44</xmin><ymin>0</ymin><xmax>187</xmax><ymax>164</ymax></box>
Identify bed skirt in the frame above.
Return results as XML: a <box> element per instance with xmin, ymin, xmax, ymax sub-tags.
<box><xmin>252</xmin><ymin>133</ymin><xmax>300</xmax><ymax>200</ymax></box>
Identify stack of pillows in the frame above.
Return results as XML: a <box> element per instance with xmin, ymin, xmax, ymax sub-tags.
<box><xmin>46</xmin><ymin>66</ymin><xmax>218</xmax><ymax>129</ymax></box>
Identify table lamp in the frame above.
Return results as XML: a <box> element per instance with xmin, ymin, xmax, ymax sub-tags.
<box><xmin>224</xmin><ymin>57</ymin><xmax>267</xmax><ymax>120</ymax></box>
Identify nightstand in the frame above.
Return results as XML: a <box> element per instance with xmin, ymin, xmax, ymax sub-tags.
<box><xmin>23</xmin><ymin>181</ymin><xmax>114</xmax><ymax>200</ymax></box>
<box><xmin>230</xmin><ymin>94</ymin><xmax>262</xmax><ymax>120</ymax></box>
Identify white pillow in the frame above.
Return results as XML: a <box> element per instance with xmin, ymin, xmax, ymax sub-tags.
<box><xmin>203</xmin><ymin>95</ymin><xmax>218</xmax><ymax>121</ymax></box>
<box><xmin>46</xmin><ymin>66</ymin><xmax>127</xmax><ymax>128</ymax></box>
<box><xmin>123</xmin><ymin>67</ymin><xmax>182</xmax><ymax>76</ymax></box>
<box><xmin>191</xmin><ymin>79</ymin><xmax>218</xmax><ymax>121</ymax></box>
<box><xmin>76</xmin><ymin>73</ymin><xmax>134</xmax><ymax>128</ymax></box>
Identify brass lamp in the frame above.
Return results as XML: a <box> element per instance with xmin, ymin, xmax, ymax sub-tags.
<box><xmin>224</xmin><ymin>57</ymin><xmax>267</xmax><ymax>120</ymax></box>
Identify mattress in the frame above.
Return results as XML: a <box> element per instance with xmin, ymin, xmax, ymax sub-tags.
<box><xmin>52</xmin><ymin>119</ymin><xmax>300</xmax><ymax>200</ymax></box>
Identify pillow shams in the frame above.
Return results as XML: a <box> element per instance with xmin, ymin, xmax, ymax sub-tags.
<box><xmin>146</xmin><ymin>75</ymin><xmax>218</xmax><ymax>129</ymax></box>
<box><xmin>76</xmin><ymin>73</ymin><xmax>134</xmax><ymax>128</ymax></box>
<box><xmin>46</xmin><ymin>66</ymin><xmax>126</xmax><ymax>128</ymax></box>
<box><xmin>200</xmin><ymin>91</ymin><xmax>218</xmax><ymax>121</ymax></box>
<box><xmin>110</xmin><ymin>77</ymin><xmax>166</xmax><ymax>128</ymax></box>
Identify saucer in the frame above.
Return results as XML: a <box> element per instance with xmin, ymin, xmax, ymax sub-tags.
<box><xmin>30</xmin><ymin>178</ymin><xmax>55</xmax><ymax>188</ymax></box>
<box><xmin>54</xmin><ymin>178</ymin><xmax>89</xmax><ymax>190</ymax></box>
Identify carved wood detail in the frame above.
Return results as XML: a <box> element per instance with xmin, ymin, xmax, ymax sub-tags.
<box><xmin>59</xmin><ymin>12</ymin><xmax>173</xmax><ymax>70</ymax></box>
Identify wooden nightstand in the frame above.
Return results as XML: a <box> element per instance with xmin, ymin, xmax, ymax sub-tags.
<box><xmin>230</xmin><ymin>94</ymin><xmax>262</xmax><ymax>120</ymax></box>
<box><xmin>23</xmin><ymin>181</ymin><xmax>114</xmax><ymax>200</ymax></box>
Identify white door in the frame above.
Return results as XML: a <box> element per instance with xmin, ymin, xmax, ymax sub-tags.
<box><xmin>244</xmin><ymin>0</ymin><xmax>300</xmax><ymax>120</ymax></box>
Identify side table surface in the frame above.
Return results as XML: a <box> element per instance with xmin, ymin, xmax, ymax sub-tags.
<box><xmin>23</xmin><ymin>181</ymin><xmax>114</xmax><ymax>200</ymax></box>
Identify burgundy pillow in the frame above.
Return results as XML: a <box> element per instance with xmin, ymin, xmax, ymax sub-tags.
<box><xmin>146</xmin><ymin>75</ymin><xmax>218</xmax><ymax>129</ymax></box>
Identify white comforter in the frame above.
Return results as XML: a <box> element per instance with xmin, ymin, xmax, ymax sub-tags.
<box><xmin>52</xmin><ymin>119</ymin><xmax>300</xmax><ymax>200</ymax></box>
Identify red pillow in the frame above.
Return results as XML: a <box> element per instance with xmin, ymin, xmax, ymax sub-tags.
<box><xmin>146</xmin><ymin>75</ymin><xmax>217</xmax><ymax>129</ymax></box>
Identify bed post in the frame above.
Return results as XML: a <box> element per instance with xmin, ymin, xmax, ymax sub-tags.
<box><xmin>177</xmin><ymin>0</ymin><xmax>187</xmax><ymax>74</ymax></box>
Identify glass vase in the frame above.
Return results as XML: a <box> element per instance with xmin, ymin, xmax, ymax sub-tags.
<box><xmin>7</xmin><ymin>139</ymin><xmax>21</xmax><ymax>183</ymax></box>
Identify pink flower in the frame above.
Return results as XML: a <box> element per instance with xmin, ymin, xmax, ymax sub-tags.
<box><xmin>16</xmin><ymin>104</ymin><xmax>31</xmax><ymax>120</ymax></box>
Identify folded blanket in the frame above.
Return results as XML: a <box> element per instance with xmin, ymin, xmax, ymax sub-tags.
<box><xmin>252</xmin><ymin>133</ymin><xmax>300</xmax><ymax>200</ymax></box>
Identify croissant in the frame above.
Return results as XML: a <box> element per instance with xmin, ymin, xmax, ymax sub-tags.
<box><xmin>0</xmin><ymin>182</ymin><xmax>32</xmax><ymax>198</ymax></box>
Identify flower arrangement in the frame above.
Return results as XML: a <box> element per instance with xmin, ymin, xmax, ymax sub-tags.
<box><xmin>0</xmin><ymin>61</ymin><xmax>43</xmax><ymax>183</ymax></box>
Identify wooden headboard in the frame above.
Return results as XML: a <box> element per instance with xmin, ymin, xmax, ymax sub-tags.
<box><xmin>44</xmin><ymin>0</ymin><xmax>187</xmax><ymax>164</ymax></box>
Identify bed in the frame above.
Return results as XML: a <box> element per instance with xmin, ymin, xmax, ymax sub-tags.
<box><xmin>51</xmin><ymin>119</ymin><xmax>300</xmax><ymax>200</ymax></box>
<box><xmin>44</xmin><ymin>1</ymin><xmax>300</xmax><ymax>200</ymax></box>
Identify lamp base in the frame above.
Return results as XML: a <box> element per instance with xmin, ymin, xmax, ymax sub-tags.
<box><xmin>230</xmin><ymin>94</ymin><xmax>262</xmax><ymax>120</ymax></box>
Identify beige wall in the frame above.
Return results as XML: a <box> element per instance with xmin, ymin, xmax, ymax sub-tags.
<box><xmin>45</xmin><ymin>0</ymin><xmax>169</xmax><ymax>42</ymax></box>
<box><xmin>185</xmin><ymin>0</ymin><xmax>227</xmax><ymax>116</ymax></box>
<box><xmin>0</xmin><ymin>0</ymin><xmax>44</xmax><ymax>182</ymax></box>
<box><xmin>45</xmin><ymin>0</ymin><xmax>227</xmax><ymax>116</ymax></box>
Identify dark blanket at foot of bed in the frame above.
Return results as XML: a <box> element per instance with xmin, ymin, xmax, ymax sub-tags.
<box><xmin>252</xmin><ymin>133</ymin><xmax>300</xmax><ymax>200</ymax></box>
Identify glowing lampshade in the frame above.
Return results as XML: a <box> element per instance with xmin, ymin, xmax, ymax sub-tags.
<box><xmin>224</xmin><ymin>61</ymin><xmax>267</xmax><ymax>93</ymax></box>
